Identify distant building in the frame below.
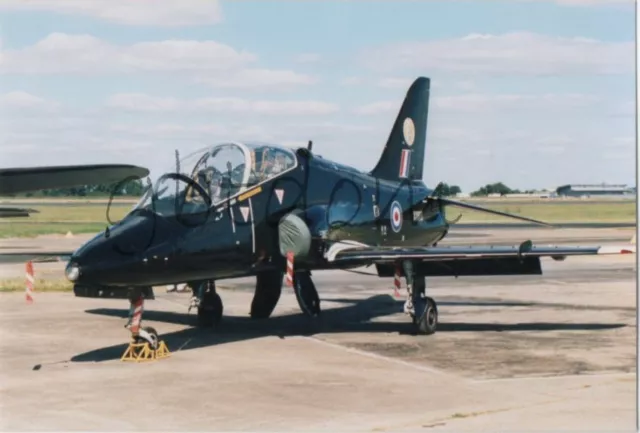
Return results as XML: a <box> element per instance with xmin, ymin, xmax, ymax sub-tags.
<box><xmin>555</xmin><ymin>183</ymin><xmax>634</xmax><ymax>198</ymax></box>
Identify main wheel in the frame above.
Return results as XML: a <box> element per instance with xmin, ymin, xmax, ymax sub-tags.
<box><xmin>293</xmin><ymin>271</ymin><xmax>320</xmax><ymax>317</ymax></box>
<box><xmin>197</xmin><ymin>291</ymin><xmax>223</xmax><ymax>328</ymax></box>
<box><xmin>250</xmin><ymin>270</ymin><xmax>283</xmax><ymax>319</ymax></box>
<box><xmin>413</xmin><ymin>297</ymin><xmax>437</xmax><ymax>335</ymax></box>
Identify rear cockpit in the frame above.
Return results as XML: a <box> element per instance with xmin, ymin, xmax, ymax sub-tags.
<box><xmin>190</xmin><ymin>142</ymin><xmax>297</xmax><ymax>204</ymax></box>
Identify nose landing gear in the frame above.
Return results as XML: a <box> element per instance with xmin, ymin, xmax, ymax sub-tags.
<box><xmin>121</xmin><ymin>288</ymin><xmax>171</xmax><ymax>362</ymax></box>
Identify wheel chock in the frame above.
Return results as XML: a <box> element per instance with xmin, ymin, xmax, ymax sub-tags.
<box><xmin>155</xmin><ymin>341</ymin><xmax>171</xmax><ymax>359</ymax></box>
<box><xmin>121</xmin><ymin>340</ymin><xmax>171</xmax><ymax>362</ymax></box>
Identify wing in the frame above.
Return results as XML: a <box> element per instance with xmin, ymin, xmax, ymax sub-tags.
<box><xmin>0</xmin><ymin>206</ymin><xmax>39</xmax><ymax>218</ymax></box>
<box><xmin>326</xmin><ymin>241</ymin><xmax>635</xmax><ymax>263</ymax></box>
<box><xmin>0</xmin><ymin>164</ymin><xmax>149</xmax><ymax>195</ymax></box>
<box><xmin>325</xmin><ymin>240</ymin><xmax>635</xmax><ymax>277</ymax></box>
<box><xmin>0</xmin><ymin>252</ymin><xmax>74</xmax><ymax>264</ymax></box>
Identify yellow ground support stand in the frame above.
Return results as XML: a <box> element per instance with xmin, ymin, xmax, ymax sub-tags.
<box><xmin>121</xmin><ymin>340</ymin><xmax>171</xmax><ymax>362</ymax></box>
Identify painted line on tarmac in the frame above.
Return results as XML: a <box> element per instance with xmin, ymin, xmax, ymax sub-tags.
<box><xmin>299</xmin><ymin>335</ymin><xmax>465</xmax><ymax>381</ymax></box>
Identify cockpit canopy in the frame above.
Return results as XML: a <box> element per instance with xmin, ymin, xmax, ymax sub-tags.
<box><xmin>189</xmin><ymin>142</ymin><xmax>296</xmax><ymax>203</ymax></box>
<box><xmin>133</xmin><ymin>142</ymin><xmax>297</xmax><ymax>217</ymax></box>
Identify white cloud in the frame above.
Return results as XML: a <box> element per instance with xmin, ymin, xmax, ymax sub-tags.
<box><xmin>195</xmin><ymin>68</ymin><xmax>316</xmax><ymax>89</ymax></box>
<box><xmin>353</xmin><ymin>92</ymin><xmax>599</xmax><ymax>115</ymax></box>
<box><xmin>607</xmin><ymin>136</ymin><xmax>635</xmax><ymax>148</ymax></box>
<box><xmin>361</xmin><ymin>32</ymin><xmax>633</xmax><ymax>75</ymax></box>
<box><xmin>0</xmin><ymin>33</ymin><xmax>254</xmax><ymax>74</ymax></box>
<box><xmin>434</xmin><ymin>93</ymin><xmax>598</xmax><ymax>112</ymax></box>
<box><xmin>377</xmin><ymin>78</ymin><xmax>414</xmax><ymax>89</ymax></box>
<box><xmin>0</xmin><ymin>33</ymin><xmax>317</xmax><ymax>90</ymax></box>
<box><xmin>105</xmin><ymin>94</ymin><xmax>182</xmax><ymax>112</ymax></box>
<box><xmin>376</xmin><ymin>77</ymin><xmax>447</xmax><ymax>90</ymax></box>
<box><xmin>454</xmin><ymin>80</ymin><xmax>476</xmax><ymax>91</ymax></box>
<box><xmin>353</xmin><ymin>101</ymin><xmax>397</xmax><ymax>115</ymax></box>
<box><xmin>105</xmin><ymin>93</ymin><xmax>340</xmax><ymax>116</ymax></box>
<box><xmin>0</xmin><ymin>0</ymin><xmax>223</xmax><ymax>26</ymax></box>
<box><xmin>0</xmin><ymin>91</ymin><xmax>59</xmax><ymax>111</ymax></box>
<box><xmin>341</xmin><ymin>76</ymin><xmax>362</xmax><ymax>86</ymax></box>
<box><xmin>295</xmin><ymin>53</ymin><xmax>321</xmax><ymax>63</ymax></box>
<box><xmin>608</xmin><ymin>100</ymin><xmax>635</xmax><ymax>118</ymax></box>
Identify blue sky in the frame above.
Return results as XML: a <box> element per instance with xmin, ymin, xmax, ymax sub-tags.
<box><xmin>0</xmin><ymin>0</ymin><xmax>635</xmax><ymax>192</ymax></box>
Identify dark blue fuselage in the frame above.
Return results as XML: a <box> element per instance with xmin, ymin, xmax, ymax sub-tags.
<box><xmin>69</xmin><ymin>149</ymin><xmax>449</xmax><ymax>287</ymax></box>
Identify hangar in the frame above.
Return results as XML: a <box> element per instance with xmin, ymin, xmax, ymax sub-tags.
<box><xmin>555</xmin><ymin>183</ymin><xmax>634</xmax><ymax>198</ymax></box>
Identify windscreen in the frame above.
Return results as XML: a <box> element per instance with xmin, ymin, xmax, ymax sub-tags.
<box><xmin>133</xmin><ymin>173</ymin><xmax>210</xmax><ymax>217</ymax></box>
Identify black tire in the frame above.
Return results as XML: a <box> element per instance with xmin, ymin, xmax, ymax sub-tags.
<box><xmin>293</xmin><ymin>271</ymin><xmax>321</xmax><ymax>317</ymax></box>
<box><xmin>250</xmin><ymin>270</ymin><xmax>283</xmax><ymax>319</ymax></box>
<box><xmin>414</xmin><ymin>297</ymin><xmax>437</xmax><ymax>335</ymax></box>
<box><xmin>134</xmin><ymin>326</ymin><xmax>159</xmax><ymax>350</ymax></box>
<box><xmin>197</xmin><ymin>291</ymin><xmax>223</xmax><ymax>328</ymax></box>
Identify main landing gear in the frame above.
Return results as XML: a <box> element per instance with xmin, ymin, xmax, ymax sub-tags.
<box><xmin>250</xmin><ymin>270</ymin><xmax>284</xmax><ymax>319</ymax></box>
<box><xmin>249</xmin><ymin>268</ymin><xmax>321</xmax><ymax>319</ymax></box>
<box><xmin>188</xmin><ymin>280</ymin><xmax>223</xmax><ymax>328</ymax></box>
<box><xmin>292</xmin><ymin>270</ymin><xmax>321</xmax><ymax>317</ymax></box>
<box><xmin>398</xmin><ymin>261</ymin><xmax>438</xmax><ymax>335</ymax></box>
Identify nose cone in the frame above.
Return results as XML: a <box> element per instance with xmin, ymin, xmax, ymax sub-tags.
<box><xmin>67</xmin><ymin>214</ymin><xmax>172</xmax><ymax>286</ymax></box>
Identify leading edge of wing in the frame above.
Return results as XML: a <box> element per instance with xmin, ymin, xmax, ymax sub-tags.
<box><xmin>325</xmin><ymin>241</ymin><xmax>635</xmax><ymax>264</ymax></box>
<box><xmin>0</xmin><ymin>164</ymin><xmax>150</xmax><ymax>195</ymax></box>
<box><xmin>0</xmin><ymin>206</ymin><xmax>39</xmax><ymax>218</ymax></box>
<box><xmin>0</xmin><ymin>252</ymin><xmax>73</xmax><ymax>264</ymax></box>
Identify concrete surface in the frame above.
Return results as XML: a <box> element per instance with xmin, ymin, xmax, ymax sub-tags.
<box><xmin>0</xmin><ymin>228</ymin><xmax>637</xmax><ymax>431</ymax></box>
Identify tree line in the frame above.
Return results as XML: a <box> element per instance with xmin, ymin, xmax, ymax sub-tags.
<box><xmin>6</xmin><ymin>179</ymin><xmax>147</xmax><ymax>198</ymax></box>
<box><xmin>435</xmin><ymin>182</ymin><xmax>537</xmax><ymax>197</ymax></box>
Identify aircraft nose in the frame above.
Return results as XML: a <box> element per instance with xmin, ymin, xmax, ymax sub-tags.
<box><xmin>65</xmin><ymin>260</ymin><xmax>81</xmax><ymax>282</ymax></box>
<box><xmin>66</xmin><ymin>214</ymin><xmax>171</xmax><ymax>286</ymax></box>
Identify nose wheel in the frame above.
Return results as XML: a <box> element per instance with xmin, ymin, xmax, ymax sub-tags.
<box><xmin>134</xmin><ymin>326</ymin><xmax>159</xmax><ymax>350</ymax></box>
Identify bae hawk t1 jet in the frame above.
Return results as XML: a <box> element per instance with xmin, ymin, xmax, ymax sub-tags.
<box><xmin>2</xmin><ymin>77</ymin><xmax>633</xmax><ymax>346</ymax></box>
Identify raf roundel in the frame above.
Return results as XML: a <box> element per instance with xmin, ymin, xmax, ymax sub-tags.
<box><xmin>402</xmin><ymin>117</ymin><xmax>415</xmax><ymax>147</ymax></box>
<box><xmin>390</xmin><ymin>201</ymin><xmax>403</xmax><ymax>233</ymax></box>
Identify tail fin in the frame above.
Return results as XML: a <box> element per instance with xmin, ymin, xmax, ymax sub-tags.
<box><xmin>370</xmin><ymin>76</ymin><xmax>430</xmax><ymax>182</ymax></box>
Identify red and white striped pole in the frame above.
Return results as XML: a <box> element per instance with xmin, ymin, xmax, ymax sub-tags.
<box><xmin>393</xmin><ymin>263</ymin><xmax>401</xmax><ymax>298</ymax></box>
<box><xmin>25</xmin><ymin>261</ymin><xmax>34</xmax><ymax>303</ymax></box>
<box><xmin>285</xmin><ymin>251</ymin><xmax>294</xmax><ymax>287</ymax></box>
<box><xmin>129</xmin><ymin>297</ymin><xmax>144</xmax><ymax>335</ymax></box>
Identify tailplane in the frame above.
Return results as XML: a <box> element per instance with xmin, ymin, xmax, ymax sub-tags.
<box><xmin>370</xmin><ymin>76</ymin><xmax>430</xmax><ymax>182</ymax></box>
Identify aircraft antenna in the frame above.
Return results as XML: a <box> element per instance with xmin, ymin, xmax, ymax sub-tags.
<box><xmin>307</xmin><ymin>140</ymin><xmax>313</xmax><ymax>151</ymax></box>
<box><xmin>175</xmin><ymin>149</ymin><xmax>180</xmax><ymax>205</ymax></box>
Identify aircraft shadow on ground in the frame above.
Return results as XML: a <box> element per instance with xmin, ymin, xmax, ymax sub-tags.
<box><xmin>70</xmin><ymin>294</ymin><xmax>626</xmax><ymax>363</ymax></box>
